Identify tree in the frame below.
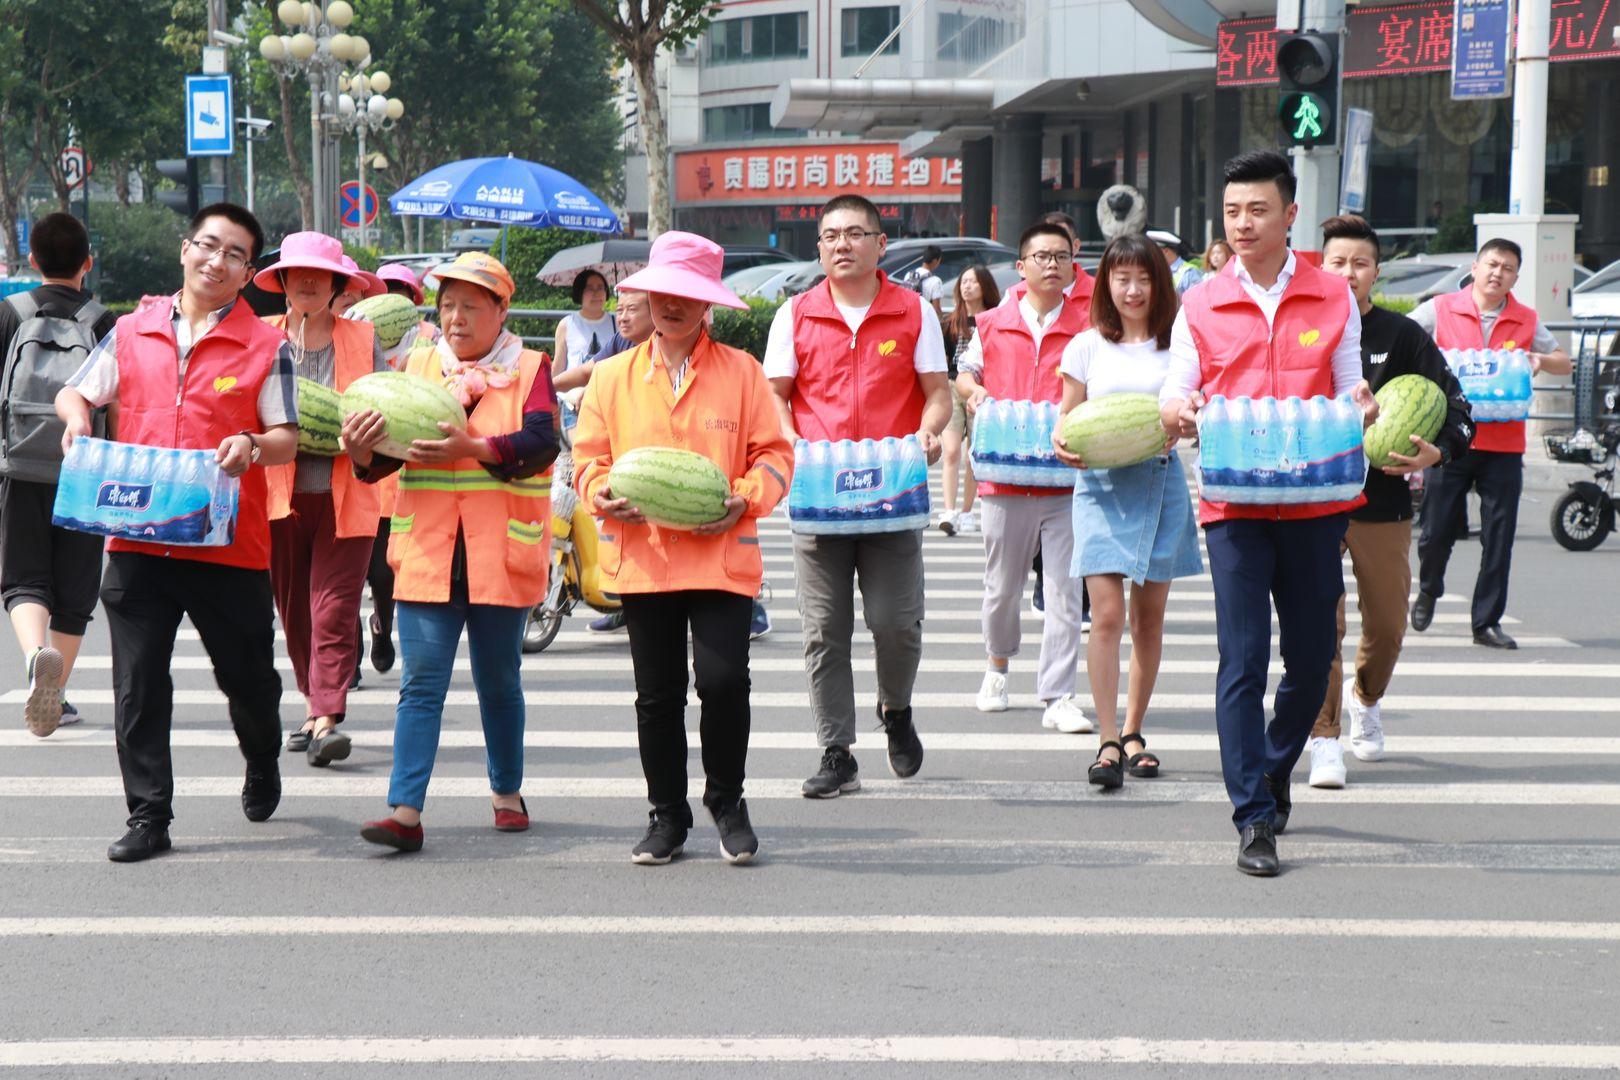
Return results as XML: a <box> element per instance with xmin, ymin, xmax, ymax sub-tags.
<box><xmin>571</xmin><ymin>0</ymin><xmax>719</xmax><ymax>236</ymax></box>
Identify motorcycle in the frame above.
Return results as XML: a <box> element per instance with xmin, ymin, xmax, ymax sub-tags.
<box><xmin>1545</xmin><ymin>425</ymin><xmax>1619</xmax><ymax>551</ymax></box>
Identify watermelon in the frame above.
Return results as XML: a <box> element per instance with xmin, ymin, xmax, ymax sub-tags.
<box><xmin>1365</xmin><ymin>374</ymin><xmax>1446</xmax><ymax>468</ymax></box>
<box><xmin>1058</xmin><ymin>393</ymin><xmax>1166</xmax><ymax>469</ymax></box>
<box><xmin>296</xmin><ymin>377</ymin><xmax>344</xmax><ymax>457</ymax></box>
<box><xmin>607</xmin><ymin>447</ymin><xmax>731</xmax><ymax>530</ymax></box>
<box><xmin>345</xmin><ymin>293</ymin><xmax>420</xmax><ymax>349</ymax></box>
<box><xmin>339</xmin><ymin>371</ymin><xmax>468</xmax><ymax>459</ymax></box>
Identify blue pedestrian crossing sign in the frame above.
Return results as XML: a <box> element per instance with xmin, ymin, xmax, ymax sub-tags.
<box><xmin>185</xmin><ymin>75</ymin><xmax>235</xmax><ymax>157</ymax></box>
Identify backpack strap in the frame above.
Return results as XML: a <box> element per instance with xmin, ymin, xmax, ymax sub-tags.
<box><xmin>72</xmin><ymin>299</ymin><xmax>108</xmax><ymax>330</ymax></box>
<box><xmin>4</xmin><ymin>292</ymin><xmax>40</xmax><ymax>324</ymax></box>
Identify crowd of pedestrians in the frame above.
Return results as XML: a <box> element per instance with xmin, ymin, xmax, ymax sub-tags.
<box><xmin>2</xmin><ymin>146</ymin><xmax>1563</xmax><ymax>876</ymax></box>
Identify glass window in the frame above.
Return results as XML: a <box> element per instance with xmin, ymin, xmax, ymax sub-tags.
<box><xmin>702</xmin><ymin>103</ymin><xmax>807</xmax><ymax>142</ymax></box>
<box><xmin>707</xmin><ymin>12</ymin><xmax>808</xmax><ymax>64</ymax></box>
<box><xmin>935</xmin><ymin>11</ymin><xmax>1016</xmax><ymax>64</ymax></box>
<box><xmin>842</xmin><ymin>6</ymin><xmax>900</xmax><ymax>57</ymax></box>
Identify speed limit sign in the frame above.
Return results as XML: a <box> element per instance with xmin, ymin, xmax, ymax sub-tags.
<box><xmin>59</xmin><ymin>146</ymin><xmax>90</xmax><ymax>191</ymax></box>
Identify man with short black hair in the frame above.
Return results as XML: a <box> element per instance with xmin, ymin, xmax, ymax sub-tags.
<box><xmin>1408</xmin><ymin>239</ymin><xmax>1571</xmax><ymax>650</ymax></box>
<box><xmin>0</xmin><ymin>212</ymin><xmax>118</xmax><ymax>738</ymax></box>
<box><xmin>56</xmin><ymin>203</ymin><xmax>299</xmax><ymax>862</ymax></box>
<box><xmin>906</xmin><ymin>244</ymin><xmax>946</xmax><ymax>318</ymax></box>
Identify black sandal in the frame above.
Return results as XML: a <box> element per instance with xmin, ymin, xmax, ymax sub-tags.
<box><xmin>1122</xmin><ymin>732</ymin><xmax>1160</xmax><ymax>778</ymax></box>
<box><xmin>1088</xmin><ymin>741</ymin><xmax>1124</xmax><ymax>790</ymax></box>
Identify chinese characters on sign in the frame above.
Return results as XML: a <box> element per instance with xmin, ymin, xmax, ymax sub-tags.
<box><xmin>1216</xmin><ymin>0</ymin><xmax>1620</xmax><ymax>87</ymax></box>
<box><xmin>676</xmin><ymin>143</ymin><xmax>964</xmax><ymax>205</ymax></box>
<box><xmin>1452</xmin><ymin>0</ymin><xmax>1513</xmax><ymax>99</ymax></box>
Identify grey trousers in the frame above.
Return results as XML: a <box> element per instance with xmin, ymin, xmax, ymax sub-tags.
<box><xmin>979</xmin><ymin>494</ymin><xmax>1082</xmax><ymax>701</ymax></box>
<box><xmin>792</xmin><ymin>529</ymin><xmax>925</xmax><ymax>749</ymax></box>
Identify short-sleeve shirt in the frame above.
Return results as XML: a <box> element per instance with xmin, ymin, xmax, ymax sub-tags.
<box><xmin>761</xmin><ymin>288</ymin><xmax>949</xmax><ymax>380</ymax></box>
<box><xmin>1408</xmin><ymin>297</ymin><xmax>1560</xmax><ymax>354</ymax></box>
<box><xmin>1060</xmin><ymin>328</ymin><xmax>1173</xmax><ymax>398</ymax></box>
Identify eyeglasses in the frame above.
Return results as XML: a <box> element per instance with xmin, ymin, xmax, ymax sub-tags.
<box><xmin>818</xmin><ymin>227</ymin><xmax>881</xmax><ymax>246</ymax></box>
<box><xmin>186</xmin><ymin>237</ymin><xmax>251</xmax><ymax>270</ymax></box>
<box><xmin>1021</xmin><ymin>251</ymin><xmax>1073</xmax><ymax>267</ymax></box>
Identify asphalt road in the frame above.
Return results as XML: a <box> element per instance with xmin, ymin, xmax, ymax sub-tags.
<box><xmin>1</xmin><ymin>465</ymin><xmax>1616</xmax><ymax>1078</ymax></box>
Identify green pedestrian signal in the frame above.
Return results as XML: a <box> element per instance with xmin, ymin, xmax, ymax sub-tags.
<box><xmin>1276</xmin><ymin>33</ymin><xmax>1339</xmax><ymax>149</ymax></box>
<box><xmin>1290</xmin><ymin>96</ymin><xmax>1322</xmax><ymax>141</ymax></box>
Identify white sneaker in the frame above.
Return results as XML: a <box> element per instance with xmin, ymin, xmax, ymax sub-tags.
<box><xmin>955</xmin><ymin>510</ymin><xmax>980</xmax><ymax>535</ymax></box>
<box><xmin>975</xmin><ymin>669</ymin><xmax>1009</xmax><ymax>712</ymax></box>
<box><xmin>1308</xmin><ymin>736</ymin><xmax>1347</xmax><ymax>788</ymax></box>
<box><xmin>1041</xmin><ymin>694</ymin><xmax>1094</xmax><ymax>733</ymax></box>
<box><xmin>1346</xmin><ymin>679</ymin><xmax>1386</xmax><ymax>761</ymax></box>
<box><xmin>934</xmin><ymin>510</ymin><xmax>957</xmax><ymax>536</ymax></box>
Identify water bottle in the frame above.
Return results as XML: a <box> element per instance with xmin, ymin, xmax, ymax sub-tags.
<box><xmin>1281</xmin><ymin>397</ymin><xmax>1309</xmax><ymax>501</ymax></box>
<box><xmin>1010</xmin><ymin>400</ymin><xmax>1032</xmax><ymax>465</ymax></box>
<box><xmin>1336</xmin><ymin>395</ymin><xmax>1366</xmax><ymax>492</ymax></box>
<box><xmin>1198</xmin><ymin>395</ymin><xmax>1229</xmax><ymax>499</ymax></box>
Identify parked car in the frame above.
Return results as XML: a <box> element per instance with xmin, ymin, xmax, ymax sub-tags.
<box><xmin>449</xmin><ymin>228</ymin><xmax>501</xmax><ymax>252</ymax></box>
<box><xmin>378</xmin><ymin>251</ymin><xmax>456</xmax><ymax>286</ymax></box>
<box><xmin>877</xmin><ymin>238</ymin><xmax>1016</xmax><ymax>289</ymax></box>
<box><xmin>1572</xmin><ymin>259</ymin><xmax>1620</xmax><ymax>322</ymax></box>
<box><xmin>937</xmin><ymin>256</ymin><xmax>1100</xmax><ymax>316</ymax></box>
<box><xmin>725</xmin><ymin>260</ymin><xmax>815</xmax><ymax>301</ymax></box>
<box><xmin>720</xmin><ymin>246</ymin><xmax>797</xmax><ymax>276</ymax></box>
<box><xmin>1377</xmin><ymin>252</ymin><xmax>1592</xmax><ymax>303</ymax></box>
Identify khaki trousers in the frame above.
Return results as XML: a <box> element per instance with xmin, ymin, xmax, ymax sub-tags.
<box><xmin>1314</xmin><ymin>519</ymin><xmax>1412</xmax><ymax>738</ymax></box>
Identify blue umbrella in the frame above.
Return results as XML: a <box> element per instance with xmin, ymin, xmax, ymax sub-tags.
<box><xmin>389</xmin><ymin>155</ymin><xmax>620</xmax><ymax>259</ymax></box>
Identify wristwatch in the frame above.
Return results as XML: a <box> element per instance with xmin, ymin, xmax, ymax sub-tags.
<box><xmin>237</xmin><ymin>430</ymin><xmax>262</xmax><ymax>463</ymax></box>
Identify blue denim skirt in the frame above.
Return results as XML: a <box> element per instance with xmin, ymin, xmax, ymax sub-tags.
<box><xmin>1070</xmin><ymin>450</ymin><xmax>1203</xmax><ymax>584</ymax></box>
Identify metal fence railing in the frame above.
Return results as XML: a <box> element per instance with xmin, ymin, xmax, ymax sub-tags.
<box><xmin>1533</xmin><ymin>320</ymin><xmax>1620</xmax><ymax>430</ymax></box>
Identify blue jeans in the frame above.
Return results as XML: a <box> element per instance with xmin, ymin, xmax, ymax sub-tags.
<box><xmin>387</xmin><ymin>594</ymin><xmax>529</xmax><ymax>812</ymax></box>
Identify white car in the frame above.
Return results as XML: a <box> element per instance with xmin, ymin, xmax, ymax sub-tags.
<box><xmin>1572</xmin><ymin>260</ymin><xmax>1620</xmax><ymax>321</ymax></box>
<box><xmin>1377</xmin><ymin>252</ymin><xmax>1593</xmax><ymax>304</ymax></box>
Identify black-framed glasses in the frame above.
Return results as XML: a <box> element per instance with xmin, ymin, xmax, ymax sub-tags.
<box><xmin>1021</xmin><ymin>251</ymin><xmax>1073</xmax><ymax>267</ymax></box>
<box><xmin>186</xmin><ymin>237</ymin><xmax>251</xmax><ymax>269</ymax></box>
<box><xmin>818</xmin><ymin>227</ymin><xmax>881</xmax><ymax>245</ymax></box>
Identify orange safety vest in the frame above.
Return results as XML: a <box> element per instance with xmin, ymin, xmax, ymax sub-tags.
<box><xmin>263</xmin><ymin>314</ymin><xmax>382</xmax><ymax>537</ymax></box>
<box><xmin>387</xmin><ymin>347</ymin><xmax>552</xmax><ymax>606</ymax></box>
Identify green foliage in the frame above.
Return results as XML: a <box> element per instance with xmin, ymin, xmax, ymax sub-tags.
<box><xmin>1432</xmin><ymin>201</ymin><xmax>1507</xmax><ymax>254</ymax></box>
<box><xmin>710</xmin><ymin>299</ymin><xmax>782</xmax><ymax>359</ymax></box>
<box><xmin>93</xmin><ymin>203</ymin><xmax>185</xmax><ymax>304</ymax></box>
<box><xmin>502</xmin><ymin>227</ymin><xmax>598</xmax><ymax>308</ymax></box>
<box><xmin>347</xmin><ymin>247</ymin><xmax>383</xmax><ymax>273</ymax></box>
<box><xmin>1373</xmin><ymin>294</ymin><xmax>1420</xmax><ymax>316</ymax></box>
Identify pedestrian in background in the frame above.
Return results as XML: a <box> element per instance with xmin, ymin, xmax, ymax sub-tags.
<box><xmin>329</xmin><ymin>256</ymin><xmax>383</xmax><ymax>316</ymax></box>
<box><xmin>936</xmin><ymin>265</ymin><xmax>998</xmax><ymax>537</ymax></box>
<box><xmin>574</xmin><ymin>232</ymin><xmax>792</xmax><ymax>865</ymax></box>
<box><xmin>553</xmin><ymin>268</ymin><xmax>614</xmax><ymax>375</ymax></box>
<box><xmin>1055</xmin><ymin>232</ymin><xmax>1201</xmax><ymax>788</ymax></box>
<box><xmin>1147</xmin><ymin>228</ymin><xmax>1205</xmax><ymax>295</ymax></box>
<box><xmin>1203</xmin><ymin>239</ymin><xmax>1234</xmax><ymax>275</ymax></box>
<box><xmin>348</xmin><ymin>252</ymin><xmax>558</xmax><ymax>853</ymax></box>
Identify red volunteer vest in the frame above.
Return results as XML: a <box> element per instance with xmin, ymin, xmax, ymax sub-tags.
<box><xmin>788</xmin><ymin>273</ymin><xmax>928</xmax><ymax>442</ymax></box>
<box><xmin>110</xmin><ymin>295</ymin><xmax>285</xmax><ymax>570</ymax></box>
<box><xmin>1431</xmin><ymin>288</ymin><xmax>1538</xmax><ymax>455</ymax></box>
<box><xmin>1183</xmin><ymin>255</ymin><xmax>1365</xmax><ymax>525</ymax></box>
<box><xmin>973</xmin><ymin>291</ymin><xmax>1090</xmax><ymax>497</ymax></box>
<box><xmin>1002</xmin><ymin>265</ymin><xmax>1098</xmax><ymax>309</ymax></box>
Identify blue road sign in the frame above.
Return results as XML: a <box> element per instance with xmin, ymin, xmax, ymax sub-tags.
<box><xmin>15</xmin><ymin>217</ymin><xmax>29</xmax><ymax>256</ymax></box>
<box><xmin>185</xmin><ymin>75</ymin><xmax>235</xmax><ymax>157</ymax></box>
<box><xmin>1452</xmin><ymin>0</ymin><xmax>1513</xmax><ymax>100</ymax></box>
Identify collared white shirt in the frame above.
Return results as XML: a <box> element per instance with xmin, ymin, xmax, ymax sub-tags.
<box><xmin>958</xmin><ymin>296</ymin><xmax>1064</xmax><ymax>378</ymax></box>
<box><xmin>1160</xmin><ymin>251</ymin><xmax>1363</xmax><ymax>403</ymax></box>
<box><xmin>762</xmin><ymin>285</ymin><xmax>948</xmax><ymax>380</ymax></box>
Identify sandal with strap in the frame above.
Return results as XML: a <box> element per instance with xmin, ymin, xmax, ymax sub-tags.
<box><xmin>1121</xmin><ymin>732</ymin><xmax>1160</xmax><ymax>778</ymax></box>
<box><xmin>1088</xmin><ymin>740</ymin><xmax>1124</xmax><ymax>790</ymax></box>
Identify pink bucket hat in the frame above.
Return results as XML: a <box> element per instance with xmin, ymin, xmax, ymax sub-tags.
<box><xmin>253</xmin><ymin>231</ymin><xmax>354</xmax><ymax>292</ymax></box>
<box><xmin>339</xmin><ymin>255</ymin><xmax>386</xmax><ymax>299</ymax></box>
<box><xmin>615</xmin><ymin>231</ymin><xmax>745</xmax><ymax>310</ymax></box>
<box><xmin>375</xmin><ymin>262</ymin><xmax>425</xmax><ymax>304</ymax></box>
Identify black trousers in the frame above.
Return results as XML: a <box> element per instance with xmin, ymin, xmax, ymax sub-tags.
<box><xmin>1418</xmin><ymin>450</ymin><xmax>1522</xmax><ymax>633</ymax></box>
<box><xmin>100</xmin><ymin>552</ymin><xmax>283</xmax><ymax>826</ymax></box>
<box><xmin>0</xmin><ymin>478</ymin><xmax>104</xmax><ymax>635</ymax></box>
<box><xmin>621</xmin><ymin>590</ymin><xmax>752</xmax><ymax>829</ymax></box>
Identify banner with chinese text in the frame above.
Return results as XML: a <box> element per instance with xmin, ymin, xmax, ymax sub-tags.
<box><xmin>675</xmin><ymin>144</ymin><xmax>962</xmax><ymax>205</ymax></box>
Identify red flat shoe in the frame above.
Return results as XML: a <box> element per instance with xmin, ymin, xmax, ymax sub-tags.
<box><xmin>360</xmin><ymin>817</ymin><xmax>423</xmax><ymax>852</ymax></box>
<box><xmin>494</xmin><ymin>798</ymin><xmax>529</xmax><ymax>833</ymax></box>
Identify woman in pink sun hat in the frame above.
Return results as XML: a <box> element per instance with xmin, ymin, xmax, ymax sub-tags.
<box><xmin>572</xmin><ymin>231</ymin><xmax>793</xmax><ymax>866</ymax></box>
<box><xmin>254</xmin><ymin>231</ymin><xmax>391</xmax><ymax>768</ymax></box>
<box><xmin>331</xmin><ymin>254</ymin><xmax>385</xmax><ymax>316</ymax></box>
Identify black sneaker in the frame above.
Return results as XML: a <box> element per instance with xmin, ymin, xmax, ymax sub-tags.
<box><xmin>877</xmin><ymin>704</ymin><xmax>924</xmax><ymax>779</ymax></box>
<box><xmin>242</xmin><ymin>758</ymin><xmax>282</xmax><ymax>822</ymax></box>
<box><xmin>370</xmin><ymin>612</ymin><xmax>396</xmax><ymax>673</ymax></box>
<box><xmin>630</xmin><ymin>813</ymin><xmax>688</xmax><ymax>865</ymax></box>
<box><xmin>107</xmin><ymin>820</ymin><xmax>171</xmax><ymax>863</ymax></box>
<box><xmin>801</xmin><ymin>746</ymin><xmax>860</xmax><ymax>798</ymax></box>
<box><xmin>712</xmin><ymin>799</ymin><xmax>759</xmax><ymax>865</ymax></box>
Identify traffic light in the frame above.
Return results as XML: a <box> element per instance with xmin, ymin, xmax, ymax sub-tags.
<box><xmin>155</xmin><ymin>158</ymin><xmax>200</xmax><ymax>217</ymax></box>
<box><xmin>1276</xmin><ymin>32</ymin><xmax>1339</xmax><ymax>150</ymax></box>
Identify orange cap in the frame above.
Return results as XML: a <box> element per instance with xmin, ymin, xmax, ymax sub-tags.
<box><xmin>433</xmin><ymin>251</ymin><xmax>515</xmax><ymax>302</ymax></box>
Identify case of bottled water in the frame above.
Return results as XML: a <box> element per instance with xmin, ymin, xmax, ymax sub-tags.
<box><xmin>787</xmin><ymin>435</ymin><xmax>930</xmax><ymax>534</ymax></box>
<box><xmin>1196</xmin><ymin>394</ymin><xmax>1367</xmax><ymax>504</ymax></box>
<box><xmin>51</xmin><ymin>437</ymin><xmax>241</xmax><ymax>546</ymax></box>
<box><xmin>968</xmin><ymin>398</ymin><xmax>1074</xmax><ymax>489</ymax></box>
<box><xmin>1442</xmin><ymin>349</ymin><xmax>1532</xmax><ymax>422</ymax></box>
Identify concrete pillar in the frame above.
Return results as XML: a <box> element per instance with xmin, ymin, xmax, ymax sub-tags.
<box><xmin>990</xmin><ymin>114</ymin><xmax>1043</xmax><ymax>243</ymax></box>
<box><xmin>961</xmin><ymin>137</ymin><xmax>992</xmax><ymax>239</ymax></box>
<box><xmin>1209</xmin><ymin>89</ymin><xmax>1243</xmax><ymax>241</ymax></box>
<box><xmin>1580</xmin><ymin>77</ymin><xmax>1620</xmax><ymax>268</ymax></box>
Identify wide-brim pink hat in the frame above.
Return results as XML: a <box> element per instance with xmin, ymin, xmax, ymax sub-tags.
<box><xmin>376</xmin><ymin>262</ymin><xmax>424</xmax><ymax>304</ymax></box>
<box><xmin>615</xmin><ymin>231</ymin><xmax>745</xmax><ymax>310</ymax></box>
<box><xmin>339</xmin><ymin>255</ymin><xmax>386</xmax><ymax>299</ymax></box>
<box><xmin>253</xmin><ymin>231</ymin><xmax>353</xmax><ymax>292</ymax></box>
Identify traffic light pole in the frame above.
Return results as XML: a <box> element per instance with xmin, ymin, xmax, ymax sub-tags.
<box><xmin>1281</xmin><ymin>0</ymin><xmax>1345</xmax><ymax>252</ymax></box>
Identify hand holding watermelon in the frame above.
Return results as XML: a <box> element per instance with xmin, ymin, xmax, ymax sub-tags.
<box><xmin>689</xmin><ymin>496</ymin><xmax>748</xmax><ymax>536</ymax></box>
<box><xmin>1378</xmin><ymin>434</ymin><xmax>1441</xmax><ymax>476</ymax></box>
<box><xmin>1351</xmin><ymin>380</ymin><xmax>1380</xmax><ymax>429</ymax></box>
<box><xmin>407</xmin><ymin>422</ymin><xmax>494</xmax><ymax>465</ymax></box>
<box><xmin>594</xmin><ymin>488</ymin><xmax>648</xmax><ymax>525</ymax></box>
<box><xmin>1051</xmin><ymin>426</ymin><xmax>1087</xmax><ymax>470</ymax></box>
<box><xmin>340</xmin><ymin>409</ymin><xmax>389</xmax><ymax>468</ymax></box>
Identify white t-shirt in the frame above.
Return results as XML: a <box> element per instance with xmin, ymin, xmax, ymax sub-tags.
<box><xmin>957</xmin><ymin>297</ymin><xmax>1066</xmax><ymax>379</ymax></box>
<box><xmin>1060</xmin><ymin>328</ymin><xmax>1173</xmax><ymax>398</ymax></box>
<box><xmin>919</xmin><ymin>273</ymin><xmax>944</xmax><ymax>305</ymax></box>
<box><xmin>562</xmin><ymin>311</ymin><xmax>617</xmax><ymax>370</ymax></box>
<box><xmin>762</xmin><ymin>287</ymin><xmax>949</xmax><ymax>379</ymax></box>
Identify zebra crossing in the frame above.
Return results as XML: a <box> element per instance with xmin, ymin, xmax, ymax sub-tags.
<box><xmin>1</xmin><ymin>471</ymin><xmax>1616</xmax><ymax>1075</ymax></box>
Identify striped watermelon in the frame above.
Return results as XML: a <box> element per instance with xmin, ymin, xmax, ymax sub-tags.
<box><xmin>1365</xmin><ymin>374</ymin><xmax>1446</xmax><ymax>468</ymax></box>
<box><xmin>607</xmin><ymin>447</ymin><xmax>731</xmax><ymax>530</ymax></box>
<box><xmin>296</xmin><ymin>377</ymin><xmax>343</xmax><ymax>457</ymax></box>
<box><xmin>1058</xmin><ymin>392</ymin><xmax>1166</xmax><ymax>469</ymax></box>
<box><xmin>339</xmin><ymin>371</ymin><xmax>468</xmax><ymax>459</ymax></box>
<box><xmin>345</xmin><ymin>293</ymin><xmax>420</xmax><ymax>349</ymax></box>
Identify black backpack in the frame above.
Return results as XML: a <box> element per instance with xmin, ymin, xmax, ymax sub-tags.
<box><xmin>0</xmin><ymin>291</ymin><xmax>107</xmax><ymax>483</ymax></box>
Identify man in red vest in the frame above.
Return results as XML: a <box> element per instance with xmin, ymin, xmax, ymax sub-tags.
<box><xmin>56</xmin><ymin>203</ymin><xmax>299</xmax><ymax>863</ymax></box>
<box><xmin>1408</xmin><ymin>239</ymin><xmax>1570</xmax><ymax>650</ymax></box>
<box><xmin>955</xmin><ymin>221</ymin><xmax>1093</xmax><ymax>733</ymax></box>
<box><xmin>766</xmin><ymin>194</ymin><xmax>952</xmax><ymax>798</ymax></box>
<box><xmin>1160</xmin><ymin>151</ymin><xmax>1377</xmax><ymax>876</ymax></box>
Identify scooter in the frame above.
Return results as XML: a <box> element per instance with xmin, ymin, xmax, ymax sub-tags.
<box><xmin>1545</xmin><ymin>424</ymin><xmax>1619</xmax><ymax>551</ymax></box>
<box><xmin>523</xmin><ymin>399</ymin><xmax>621</xmax><ymax>654</ymax></box>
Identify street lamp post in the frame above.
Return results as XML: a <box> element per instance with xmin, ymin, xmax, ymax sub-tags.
<box><xmin>333</xmin><ymin>66</ymin><xmax>404</xmax><ymax>247</ymax></box>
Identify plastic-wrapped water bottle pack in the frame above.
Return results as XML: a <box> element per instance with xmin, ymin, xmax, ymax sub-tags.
<box><xmin>787</xmin><ymin>435</ymin><xmax>930</xmax><ymax>535</ymax></box>
<box><xmin>51</xmin><ymin>437</ymin><xmax>241</xmax><ymax>547</ymax></box>
<box><xmin>1196</xmin><ymin>395</ymin><xmax>1367</xmax><ymax>505</ymax></box>
<box><xmin>969</xmin><ymin>399</ymin><xmax>1074</xmax><ymax>489</ymax></box>
<box><xmin>1442</xmin><ymin>349</ymin><xmax>1533</xmax><ymax>422</ymax></box>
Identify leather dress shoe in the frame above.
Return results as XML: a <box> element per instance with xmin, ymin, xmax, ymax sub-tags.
<box><xmin>1237</xmin><ymin>822</ymin><xmax>1279</xmax><ymax>877</ymax></box>
<box><xmin>1264</xmin><ymin>772</ymin><xmax>1292</xmax><ymax>834</ymax></box>
<box><xmin>307</xmin><ymin>729</ymin><xmax>352</xmax><ymax>768</ymax></box>
<box><xmin>1473</xmin><ymin>625</ymin><xmax>1518</xmax><ymax>650</ymax></box>
<box><xmin>108</xmin><ymin>821</ymin><xmax>171</xmax><ymax>863</ymax></box>
<box><xmin>1410</xmin><ymin>591</ymin><xmax>1436</xmax><ymax>632</ymax></box>
<box><xmin>242</xmin><ymin>758</ymin><xmax>282</xmax><ymax>822</ymax></box>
